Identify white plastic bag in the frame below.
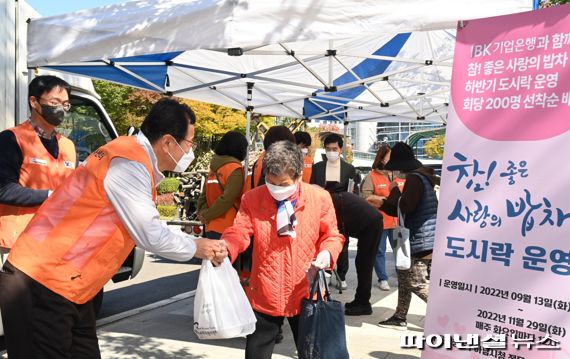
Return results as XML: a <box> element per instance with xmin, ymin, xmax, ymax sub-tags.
<box><xmin>193</xmin><ymin>258</ymin><xmax>257</xmax><ymax>339</ymax></box>
<box><xmin>394</xmin><ymin>199</ymin><xmax>412</xmax><ymax>271</ymax></box>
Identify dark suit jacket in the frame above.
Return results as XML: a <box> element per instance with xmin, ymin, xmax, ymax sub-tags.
<box><xmin>310</xmin><ymin>159</ymin><xmax>356</xmax><ymax>194</ymax></box>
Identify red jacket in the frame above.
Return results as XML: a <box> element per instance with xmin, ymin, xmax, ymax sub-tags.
<box><xmin>222</xmin><ymin>182</ymin><xmax>345</xmax><ymax>317</ymax></box>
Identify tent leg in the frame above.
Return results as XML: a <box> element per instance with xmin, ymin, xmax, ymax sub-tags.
<box><xmin>245</xmin><ymin>82</ymin><xmax>254</xmax><ymax>171</ymax></box>
<box><xmin>245</xmin><ymin>109</ymin><xmax>251</xmax><ymax>170</ymax></box>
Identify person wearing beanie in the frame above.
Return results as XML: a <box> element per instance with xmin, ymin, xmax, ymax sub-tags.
<box><xmin>368</xmin><ymin>142</ymin><xmax>438</xmax><ymax>330</ymax></box>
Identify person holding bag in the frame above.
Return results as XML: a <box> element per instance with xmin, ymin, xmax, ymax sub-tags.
<box><xmin>371</xmin><ymin>142</ymin><xmax>438</xmax><ymax>330</ymax></box>
<box><xmin>298</xmin><ymin>269</ymin><xmax>349</xmax><ymax>359</ymax></box>
<box><xmin>221</xmin><ymin>140</ymin><xmax>345</xmax><ymax>359</ymax></box>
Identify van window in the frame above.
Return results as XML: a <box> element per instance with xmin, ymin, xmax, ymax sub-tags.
<box><xmin>59</xmin><ymin>96</ymin><xmax>113</xmax><ymax>163</ymax></box>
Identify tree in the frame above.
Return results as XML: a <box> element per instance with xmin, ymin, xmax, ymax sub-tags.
<box><xmin>424</xmin><ymin>135</ymin><xmax>445</xmax><ymax>159</ymax></box>
<box><xmin>181</xmin><ymin>99</ymin><xmax>246</xmax><ymax>139</ymax></box>
<box><xmin>93</xmin><ymin>80</ymin><xmax>134</xmax><ymax>134</ymax></box>
<box><xmin>93</xmin><ymin>80</ymin><xmax>247</xmax><ymax>139</ymax></box>
<box><xmin>540</xmin><ymin>0</ymin><xmax>570</xmax><ymax>6</ymax></box>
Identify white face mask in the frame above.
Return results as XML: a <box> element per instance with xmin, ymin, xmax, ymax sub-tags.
<box><xmin>168</xmin><ymin>139</ymin><xmax>195</xmax><ymax>173</ymax></box>
<box><xmin>301</xmin><ymin>148</ymin><xmax>309</xmax><ymax>155</ymax></box>
<box><xmin>326</xmin><ymin>151</ymin><xmax>340</xmax><ymax>162</ymax></box>
<box><xmin>266</xmin><ymin>181</ymin><xmax>297</xmax><ymax>201</ymax></box>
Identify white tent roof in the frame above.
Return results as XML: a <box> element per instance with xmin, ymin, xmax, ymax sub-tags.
<box><xmin>27</xmin><ymin>0</ymin><xmax>533</xmax><ymax>123</ymax></box>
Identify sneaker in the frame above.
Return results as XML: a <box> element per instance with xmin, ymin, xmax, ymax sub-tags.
<box><xmin>344</xmin><ymin>302</ymin><xmax>372</xmax><ymax>316</ymax></box>
<box><xmin>378</xmin><ymin>315</ymin><xmax>407</xmax><ymax>330</ymax></box>
<box><xmin>378</xmin><ymin>280</ymin><xmax>390</xmax><ymax>291</ymax></box>
<box><xmin>339</xmin><ymin>280</ymin><xmax>348</xmax><ymax>290</ymax></box>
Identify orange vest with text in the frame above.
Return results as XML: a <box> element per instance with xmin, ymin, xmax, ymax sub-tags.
<box><xmin>8</xmin><ymin>136</ymin><xmax>156</xmax><ymax>304</ymax></box>
<box><xmin>369</xmin><ymin>171</ymin><xmax>405</xmax><ymax>230</ymax></box>
<box><xmin>205</xmin><ymin>162</ymin><xmax>243</xmax><ymax>234</ymax></box>
<box><xmin>301</xmin><ymin>155</ymin><xmax>313</xmax><ymax>183</ymax></box>
<box><xmin>0</xmin><ymin>122</ymin><xmax>76</xmax><ymax>248</ymax></box>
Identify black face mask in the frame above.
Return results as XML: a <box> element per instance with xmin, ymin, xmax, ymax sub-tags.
<box><xmin>39</xmin><ymin>104</ymin><xmax>67</xmax><ymax>126</ymax></box>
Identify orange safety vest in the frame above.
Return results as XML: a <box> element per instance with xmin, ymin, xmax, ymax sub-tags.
<box><xmin>369</xmin><ymin>171</ymin><xmax>405</xmax><ymax>229</ymax></box>
<box><xmin>0</xmin><ymin>122</ymin><xmax>76</xmax><ymax>249</ymax></box>
<box><xmin>8</xmin><ymin>136</ymin><xmax>157</xmax><ymax>304</ymax></box>
<box><xmin>243</xmin><ymin>151</ymin><xmax>265</xmax><ymax>192</ymax></box>
<box><xmin>205</xmin><ymin>162</ymin><xmax>244</xmax><ymax>234</ymax></box>
<box><xmin>301</xmin><ymin>155</ymin><xmax>313</xmax><ymax>183</ymax></box>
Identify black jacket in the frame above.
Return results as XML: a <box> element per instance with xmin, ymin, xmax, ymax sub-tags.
<box><xmin>310</xmin><ymin>158</ymin><xmax>356</xmax><ymax>194</ymax></box>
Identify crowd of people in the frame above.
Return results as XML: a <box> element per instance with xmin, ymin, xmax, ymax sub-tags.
<box><xmin>0</xmin><ymin>75</ymin><xmax>439</xmax><ymax>358</ymax></box>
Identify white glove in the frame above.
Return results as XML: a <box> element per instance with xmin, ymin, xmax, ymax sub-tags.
<box><xmin>312</xmin><ymin>250</ymin><xmax>331</xmax><ymax>269</ymax></box>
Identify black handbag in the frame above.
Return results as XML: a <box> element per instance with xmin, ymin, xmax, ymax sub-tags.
<box><xmin>297</xmin><ymin>269</ymin><xmax>350</xmax><ymax>359</ymax></box>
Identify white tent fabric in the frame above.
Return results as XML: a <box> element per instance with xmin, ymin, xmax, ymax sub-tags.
<box><xmin>27</xmin><ymin>0</ymin><xmax>533</xmax><ymax>124</ymax></box>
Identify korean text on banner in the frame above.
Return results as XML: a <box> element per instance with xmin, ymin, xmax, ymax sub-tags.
<box><xmin>423</xmin><ymin>5</ymin><xmax>570</xmax><ymax>359</ymax></box>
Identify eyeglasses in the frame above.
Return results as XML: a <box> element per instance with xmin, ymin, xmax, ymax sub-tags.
<box><xmin>181</xmin><ymin>138</ymin><xmax>198</xmax><ymax>151</ymax></box>
<box><xmin>39</xmin><ymin>97</ymin><xmax>71</xmax><ymax>111</ymax></box>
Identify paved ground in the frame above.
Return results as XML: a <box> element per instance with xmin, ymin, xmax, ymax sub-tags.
<box><xmin>96</xmin><ymin>240</ymin><xmax>427</xmax><ymax>358</ymax></box>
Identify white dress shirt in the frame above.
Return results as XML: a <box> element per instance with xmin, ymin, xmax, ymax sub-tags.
<box><xmin>103</xmin><ymin>132</ymin><xmax>197</xmax><ymax>261</ymax></box>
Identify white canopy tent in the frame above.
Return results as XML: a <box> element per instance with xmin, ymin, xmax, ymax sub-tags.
<box><xmin>27</xmin><ymin>0</ymin><xmax>534</xmax><ymax>134</ymax></box>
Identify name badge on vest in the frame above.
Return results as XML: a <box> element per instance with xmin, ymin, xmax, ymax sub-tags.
<box><xmin>30</xmin><ymin>157</ymin><xmax>48</xmax><ymax>166</ymax></box>
<box><xmin>377</xmin><ymin>184</ymin><xmax>388</xmax><ymax>188</ymax></box>
<box><xmin>64</xmin><ymin>161</ymin><xmax>76</xmax><ymax>169</ymax></box>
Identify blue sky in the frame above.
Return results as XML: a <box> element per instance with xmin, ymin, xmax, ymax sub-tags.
<box><xmin>27</xmin><ymin>0</ymin><xmax>127</xmax><ymax>17</ymax></box>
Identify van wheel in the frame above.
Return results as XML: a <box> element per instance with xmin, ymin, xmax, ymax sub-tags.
<box><xmin>93</xmin><ymin>289</ymin><xmax>104</xmax><ymax>318</ymax></box>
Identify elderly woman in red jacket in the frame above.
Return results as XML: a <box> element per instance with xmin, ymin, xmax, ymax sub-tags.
<box><xmin>222</xmin><ymin>140</ymin><xmax>345</xmax><ymax>359</ymax></box>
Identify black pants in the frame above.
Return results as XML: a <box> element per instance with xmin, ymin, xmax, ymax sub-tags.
<box><xmin>331</xmin><ymin>192</ymin><xmax>383</xmax><ymax>304</ymax></box>
<box><xmin>0</xmin><ymin>261</ymin><xmax>100</xmax><ymax>359</ymax></box>
<box><xmin>245</xmin><ymin>310</ymin><xmax>299</xmax><ymax>359</ymax></box>
<box><xmin>336</xmin><ymin>232</ymin><xmax>350</xmax><ymax>281</ymax></box>
<box><xmin>352</xmin><ymin>224</ymin><xmax>381</xmax><ymax>304</ymax></box>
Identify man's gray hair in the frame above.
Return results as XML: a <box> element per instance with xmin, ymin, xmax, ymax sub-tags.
<box><xmin>263</xmin><ymin>140</ymin><xmax>303</xmax><ymax>180</ymax></box>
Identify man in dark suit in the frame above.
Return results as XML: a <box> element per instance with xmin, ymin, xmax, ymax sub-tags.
<box><xmin>310</xmin><ymin>133</ymin><xmax>357</xmax><ymax>289</ymax></box>
<box><xmin>310</xmin><ymin>133</ymin><xmax>356</xmax><ymax>194</ymax></box>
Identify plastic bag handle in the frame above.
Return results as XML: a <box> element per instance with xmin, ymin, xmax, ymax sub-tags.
<box><xmin>397</xmin><ymin>197</ymin><xmax>405</xmax><ymax>227</ymax></box>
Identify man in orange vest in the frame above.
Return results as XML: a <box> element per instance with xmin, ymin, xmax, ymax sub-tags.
<box><xmin>0</xmin><ymin>99</ymin><xmax>227</xmax><ymax>358</ymax></box>
<box><xmin>294</xmin><ymin>131</ymin><xmax>313</xmax><ymax>183</ymax></box>
<box><xmin>0</xmin><ymin>75</ymin><xmax>76</xmax><ymax>251</ymax></box>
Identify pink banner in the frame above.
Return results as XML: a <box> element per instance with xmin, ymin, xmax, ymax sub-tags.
<box><xmin>422</xmin><ymin>5</ymin><xmax>570</xmax><ymax>359</ymax></box>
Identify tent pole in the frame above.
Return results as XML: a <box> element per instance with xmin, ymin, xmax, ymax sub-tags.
<box><xmin>245</xmin><ymin>82</ymin><xmax>254</xmax><ymax>172</ymax></box>
<box><xmin>343</xmin><ymin>111</ymin><xmax>349</xmax><ymax>159</ymax></box>
<box><xmin>328</xmin><ymin>40</ymin><xmax>334</xmax><ymax>87</ymax></box>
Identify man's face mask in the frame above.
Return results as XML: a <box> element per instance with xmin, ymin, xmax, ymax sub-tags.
<box><xmin>326</xmin><ymin>151</ymin><xmax>340</xmax><ymax>162</ymax></box>
<box><xmin>40</xmin><ymin>104</ymin><xmax>67</xmax><ymax>126</ymax></box>
<box><xmin>168</xmin><ymin>138</ymin><xmax>195</xmax><ymax>173</ymax></box>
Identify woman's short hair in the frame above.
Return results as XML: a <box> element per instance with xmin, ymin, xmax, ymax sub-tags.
<box><xmin>372</xmin><ymin>144</ymin><xmax>391</xmax><ymax>170</ymax></box>
<box><xmin>215</xmin><ymin>131</ymin><xmax>248</xmax><ymax>161</ymax></box>
<box><xmin>263</xmin><ymin>141</ymin><xmax>303</xmax><ymax>180</ymax></box>
<box><xmin>263</xmin><ymin>126</ymin><xmax>295</xmax><ymax>150</ymax></box>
